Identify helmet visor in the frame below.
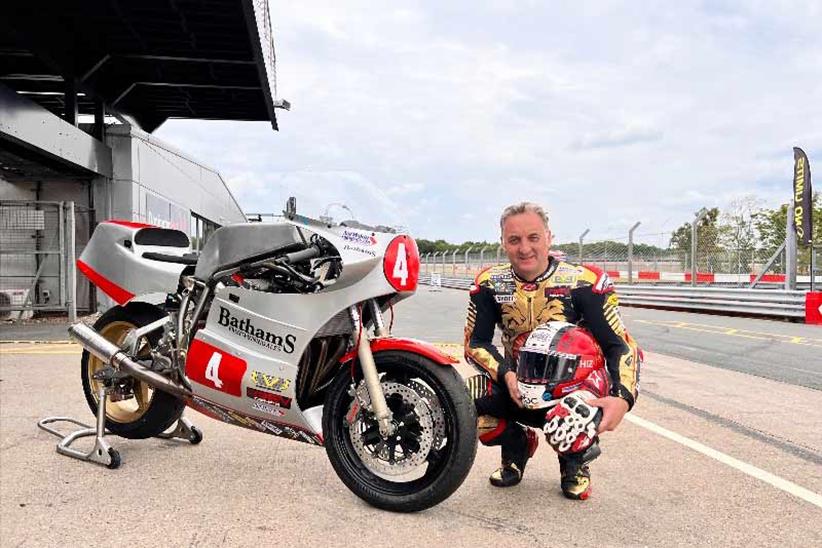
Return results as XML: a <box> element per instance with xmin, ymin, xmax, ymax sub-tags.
<box><xmin>517</xmin><ymin>350</ymin><xmax>579</xmax><ymax>385</ymax></box>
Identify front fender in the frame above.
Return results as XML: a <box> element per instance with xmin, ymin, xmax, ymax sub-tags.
<box><xmin>340</xmin><ymin>337</ymin><xmax>458</xmax><ymax>366</ymax></box>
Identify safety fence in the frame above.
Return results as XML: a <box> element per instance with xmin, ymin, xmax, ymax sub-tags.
<box><xmin>0</xmin><ymin>200</ymin><xmax>92</xmax><ymax>321</ymax></box>
<box><xmin>419</xmin><ymin>274</ymin><xmax>817</xmax><ymax>322</ymax></box>
<box><xmin>420</xmin><ymin>243</ymin><xmax>820</xmax><ymax>288</ymax></box>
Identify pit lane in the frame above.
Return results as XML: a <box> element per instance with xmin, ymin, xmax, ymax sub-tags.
<box><xmin>1</xmin><ymin>288</ymin><xmax>821</xmax><ymax>546</ymax></box>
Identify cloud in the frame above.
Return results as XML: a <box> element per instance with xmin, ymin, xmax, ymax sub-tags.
<box><xmin>571</xmin><ymin>127</ymin><xmax>664</xmax><ymax>150</ymax></box>
<box><xmin>155</xmin><ymin>0</ymin><xmax>822</xmax><ymax>246</ymax></box>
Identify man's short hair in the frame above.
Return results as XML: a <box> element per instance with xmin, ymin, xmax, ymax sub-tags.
<box><xmin>499</xmin><ymin>202</ymin><xmax>550</xmax><ymax>233</ymax></box>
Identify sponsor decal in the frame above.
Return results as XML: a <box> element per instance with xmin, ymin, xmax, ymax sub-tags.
<box><xmin>217</xmin><ymin>306</ymin><xmax>296</xmax><ymax>353</ymax></box>
<box><xmin>252</xmin><ymin>400</ymin><xmax>286</xmax><ymax>417</ymax></box>
<box><xmin>493</xmin><ymin>281</ymin><xmax>516</xmax><ymax>293</ymax></box>
<box><xmin>341</xmin><ymin>229</ymin><xmax>377</xmax><ymax>246</ymax></box>
<box><xmin>559</xmin><ymin>382</ymin><xmax>583</xmax><ymax>394</ymax></box>
<box><xmin>495</xmin><ymin>294</ymin><xmax>516</xmax><ymax>303</ymax></box>
<box><xmin>521</xmin><ymin>282</ymin><xmax>538</xmax><ymax>291</ymax></box>
<box><xmin>247</xmin><ymin>387</ymin><xmax>292</xmax><ymax>408</ymax></box>
<box><xmin>189</xmin><ymin>397</ymin><xmax>322</xmax><ymax>445</ymax></box>
<box><xmin>592</xmin><ymin>272</ymin><xmax>614</xmax><ymax>294</ymax></box>
<box><xmin>342</xmin><ymin>244</ymin><xmax>377</xmax><ymax>257</ymax></box>
<box><xmin>552</xmin><ymin>275</ymin><xmax>576</xmax><ymax>284</ymax></box>
<box><xmin>260</xmin><ymin>421</ymin><xmax>323</xmax><ymax>445</ymax></box>
<box><xmin>545</xmin><ymin>287</ymin><xmax>570</xmax><ymax>298</ymax></box>
<box><xmin>250</xmin><ymin>371</ymin><xmax>292</xmax><ymax>393</ymax></box>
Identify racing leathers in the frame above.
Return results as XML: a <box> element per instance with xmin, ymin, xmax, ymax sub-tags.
<box><xmin>464</xmin><ymin>258</ymin><xmax>641</xmax><ymax>476</ymax></box>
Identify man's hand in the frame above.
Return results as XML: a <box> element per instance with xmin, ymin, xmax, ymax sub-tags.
<box><xmin>588</xmin><ymin>396</ymin><xmax>629</xmax><ymax>433</ymax></box>
<box><xmin>503</xmin><ymin>371</ymin><xmax>524</xmax><ymax>408</ymax></box>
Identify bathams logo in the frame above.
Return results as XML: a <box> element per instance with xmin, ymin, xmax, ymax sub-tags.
<box><xmin>218</xmin><ymin>306</ymin><xmax>296</xmax><ymax>353</ymax></box>
<box><xmin>341</xmin><ymin>229</ymin><xmax>377</xmax><ymax>246</ymax></box>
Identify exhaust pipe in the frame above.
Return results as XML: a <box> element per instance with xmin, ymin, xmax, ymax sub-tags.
<box><xmin>69</xmin><ymin>323</ymin><xmax>192</xmax><ymax>399</ymax></box>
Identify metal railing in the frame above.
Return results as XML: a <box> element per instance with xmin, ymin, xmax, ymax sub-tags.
<box><xmin>419</xmin><ymin>274</ymin><xmax>807</xmax><ymax>319</ymax></box>
<box><xmin>0</xmin><ymin>200</ymin><xmax>91</xmax><ymax>321</ymax></box>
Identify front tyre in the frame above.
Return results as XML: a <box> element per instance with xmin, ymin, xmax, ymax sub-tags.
<box><xmin>323</xmin><ymin>351</ymin><xmax>477</xmax><ymax>512</ymax></box>
<box><xmin>81</xmin><ymin>304</ymin><xmax>185</xmax><ymax>439</ymax></box>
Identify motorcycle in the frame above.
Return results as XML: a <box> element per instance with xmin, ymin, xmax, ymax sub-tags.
<box><xmin>68</xmin><ymin>198</ymin><xmax>477</xmax><ymax>512</ymax></box>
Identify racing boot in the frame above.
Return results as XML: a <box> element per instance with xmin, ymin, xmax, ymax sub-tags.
<box><xmin>558</xmin><ymin>443</ymin><xmax>600</xmax><ymax>500</ymax></box>
<box><xmin>489</xmin><ymin>427</ymin><xmax>538</xmax><ymax>487</ymax></box>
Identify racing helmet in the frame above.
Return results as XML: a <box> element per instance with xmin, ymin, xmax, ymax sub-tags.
<box><xmin>516</xmin><ymin>321</ymin><xmax>605</xmax><ymax>409</ymax></box>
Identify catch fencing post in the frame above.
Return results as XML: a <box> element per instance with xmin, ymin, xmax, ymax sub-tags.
<box><xmin>579</xmin><ymin>229</ymin><xmax>589</xmax><ymax>264</ymax></box>
<box><xmin>691</xmin><ymin>208</ymin><xmax>708</xmax><ymax>286</ymax></box>
<box><xmin>628</xmin><ymin>222</ymin><xmax>641</xmax><ymax>284</ymax></box>
<box><xmin>464</xmin><ymin>246</ymin><xmax>473</xmax><ymax>277</ymax></box>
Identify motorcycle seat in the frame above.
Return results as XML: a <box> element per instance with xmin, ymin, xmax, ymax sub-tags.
<box><xmin>143</xmin><ymin>251</ymin><xmax>199</xmax><ymax>265</ymax></box>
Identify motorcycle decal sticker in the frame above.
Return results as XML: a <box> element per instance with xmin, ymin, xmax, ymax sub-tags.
<box><xmin>247</xmin><ymin>387</ymin><xmax>292</xmax><ymax>408</ymax></box>
<box><xmin>342</xmin><ymin>244</ymin><xmax>377</xmax><ymax>257</ymax></box>
<box><xmin>341</xmin><ymin>229</ymin><xmax>377</xmax><ymax>246</ymax></box>
<box><xmin>188</xmin><ymin>397</ymin><xmax>322</xmax><ymax>445</ymax></box>
<box><xmin>250</xmin><ymin>371</ymin><xmax>292</xmax><ymax>393</ymax></box>
<box><xmin>217</xmin><ymin>306</ymin><xmax>297</xmax><ymax>353</ymax></box>
<box><xmin>186</xmin><ymin>340</ymin><xmax>247</xmax><ymax>396</ymax></box>
<box><xmin>251</xmin><ymin>400</ymin><xmax>286</xmax><ymax>417</ymax></box>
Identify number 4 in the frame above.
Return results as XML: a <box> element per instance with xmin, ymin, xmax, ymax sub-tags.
<box><xmin>393</xmin><ymin>243</ymin><xmax>408</xmax><ymax>286</ymax></box>
<box><xmin>205</xmin><ymin>352</ymin><xmax>224</xmax><ymax>389</ymax></box>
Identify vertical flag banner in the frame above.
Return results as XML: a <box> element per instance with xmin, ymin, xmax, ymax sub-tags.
<box><xmin>793</xmin><ymin>147</ymin><xmax>813</xmax><ymax>245</ymax></box>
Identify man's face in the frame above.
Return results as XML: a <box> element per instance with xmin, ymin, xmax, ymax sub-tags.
<box><xmin>501</xmin><ymin>211</ymin><xmax>552</xmax><ymax>280</ymax></box>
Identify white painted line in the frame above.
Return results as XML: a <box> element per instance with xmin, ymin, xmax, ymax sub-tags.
<box><xmin>625</xmin><ymin>414</ymin><xmax>822</xmax><ymax>509</ymax></box>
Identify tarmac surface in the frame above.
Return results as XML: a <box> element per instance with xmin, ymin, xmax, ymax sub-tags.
<box><xmin>1</xmin><ymin>288</ymin><xmax>821</xmax><ymax>547</ymax></box>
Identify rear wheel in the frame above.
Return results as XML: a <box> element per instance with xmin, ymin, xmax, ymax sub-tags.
<box><xmin>323</xmin><ymin>351</ymin><xmax>477</xmax><ymax>512</ymax></box>
<box><xmin>81</xmin><ymin>304</ymin><xmax>185</xmax><ymax>439</ymax></box>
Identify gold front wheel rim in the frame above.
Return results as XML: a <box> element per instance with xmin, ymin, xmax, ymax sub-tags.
<box><xmin>87</xmin><ymin>320</ymin><xmax>155</xmax><ymax>423</ymax></box>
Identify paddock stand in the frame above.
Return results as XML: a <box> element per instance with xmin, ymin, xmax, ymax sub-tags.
<box><xmin>38</xmin><ymin>384</ymin><xmax>201</xmax><ymax>469</ymax></box>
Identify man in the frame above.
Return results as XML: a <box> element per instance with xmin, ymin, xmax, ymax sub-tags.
<box><xmin>464</xmin><ymin>202</ymin><xmax>640</xmax><ymax>500</ymax></box>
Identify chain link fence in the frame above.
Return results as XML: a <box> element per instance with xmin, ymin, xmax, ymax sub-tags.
<box><xmin>0</xmin><ymin>200</ymin><xmax>92</xmax><ymax>321</ymax></box>
<box><xmin>420</xmin><ymin>207</ymin><xmax>818</xmax><ymax>287</ymax></box>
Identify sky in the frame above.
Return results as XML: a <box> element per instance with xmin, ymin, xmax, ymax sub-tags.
<box><xmin>155</xmin><ymin>0</ymin><xmax>822</xmax><ymax>246</ymax></box>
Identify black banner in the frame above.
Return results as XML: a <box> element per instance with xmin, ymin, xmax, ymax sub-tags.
<box><xmin>793</xmin><ymin>147</ymin><xmax>813</xmax><ymax>245</ymax></box>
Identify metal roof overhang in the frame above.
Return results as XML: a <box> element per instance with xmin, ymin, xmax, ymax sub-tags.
<box><xmin>0</xmin><ymin>0</ymin><xmax>280</xmax><ymax>133</ymax></box>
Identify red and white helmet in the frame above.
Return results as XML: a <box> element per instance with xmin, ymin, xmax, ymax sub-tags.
<box><xmin>516</xmin><ymin>321</ymin><xmax>605</xmax><ymax>409</ymax></box>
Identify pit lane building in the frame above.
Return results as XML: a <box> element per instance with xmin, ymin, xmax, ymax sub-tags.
<box><xmin>0</xmin><ymin>0</ymin><xmax>287</xmax><ymax>316</ymax></box>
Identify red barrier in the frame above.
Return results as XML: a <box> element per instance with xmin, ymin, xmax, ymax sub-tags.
<box><xmin>684</xmin><ymin>272</ymin><xmax>715</xmax><ymax>283</ymax></box>
<box><xmin>806</xmin><ymin>292</ymin><xmax>822</xmax><ymax>325</ymax></box>
<box><xmin>607</xmin><ymin>270</ymin><xmax>620</xmax><ymax>278</ymax></box>
<box><xmin>638</xmin><ymin>271</ymin><xmax>660</xmax><ymax>280</ymax></box>
<box><xmin>749</xmin><ymin>274</ymin><xmax>786</xmax><ymax>283</ymax></box>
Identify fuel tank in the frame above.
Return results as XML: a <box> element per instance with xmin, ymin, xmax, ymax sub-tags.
<box><xmin>77</xmin><ymin>220</ymin><xmax>192</xmax><ymax>304</ymax></box>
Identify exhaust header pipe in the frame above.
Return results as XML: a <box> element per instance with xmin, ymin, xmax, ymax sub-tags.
<box><xmin>69</xmin><ymin>323</ymin><xmax>192</xmax><ymax>399</ymax></box>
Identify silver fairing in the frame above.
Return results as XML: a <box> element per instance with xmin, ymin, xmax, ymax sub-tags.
<box><xmin>185</xmin><ymin>216</ymin><xmax>415</xmax><ymax>439</ymax></box>
<box><xmin>78</xmin><ymin>221</ymin><xmax>191</xmax><ymax>303</ymax></box>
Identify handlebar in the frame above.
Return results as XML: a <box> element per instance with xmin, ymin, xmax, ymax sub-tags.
<box><xmin>280</xmin><ymin>244</ymin><xmax>321</xmax><ymax>265</ymax></box>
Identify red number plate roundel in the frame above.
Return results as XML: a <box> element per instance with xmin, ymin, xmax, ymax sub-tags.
<box><xmin>383</xmin><ymin>235</ymin><xmax>420</xmax><ymax>292</ymax></box>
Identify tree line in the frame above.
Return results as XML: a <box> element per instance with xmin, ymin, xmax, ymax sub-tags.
<box><xmin>417</xmin><ymin>193</ymin><xmax>821</xmax><ymax>264</ymax></box>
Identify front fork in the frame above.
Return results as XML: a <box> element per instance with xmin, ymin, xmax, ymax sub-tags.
<box><xmin>349</xmin><ymin>300</ymin><xmax>394</xmax><ymax>437</ymax></box>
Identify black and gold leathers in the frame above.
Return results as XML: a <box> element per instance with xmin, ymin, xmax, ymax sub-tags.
<box><xmin>463</xmin><ymin>258</ymin><xmax>640</xmax><ymax>409</ymax></box>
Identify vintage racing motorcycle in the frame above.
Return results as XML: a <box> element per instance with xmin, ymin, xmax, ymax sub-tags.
<box><xmin>66</xmin><ymin>198</ymin><xmax>477</xmax><ymax>512</ymax></box>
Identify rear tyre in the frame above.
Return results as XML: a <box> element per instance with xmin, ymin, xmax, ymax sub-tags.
<box><xmin>81</xmin><ymin>304</ymin><xmax>185</xmax><ymax>439</ymax></box>
<box><xmin>323</xmin><ymin>351</ymin><xmax>477</xmax><ymax>512</ymax></box>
